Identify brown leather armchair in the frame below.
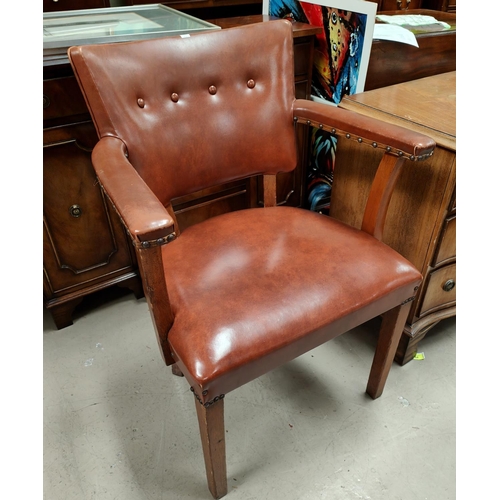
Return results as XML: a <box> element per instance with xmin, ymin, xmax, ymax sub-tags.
<box><xmin>68</xmin><ymin>20</ymin><xmax>435</xmax><ymax>499</ymax></box>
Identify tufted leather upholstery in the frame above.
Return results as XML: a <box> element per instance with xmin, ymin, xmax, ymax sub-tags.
<box><xmin>69</xmin><ymin>19</ymin><xmax>435</xmax><ymax>499</ymax></box>
<box><xmin>68</xmin><ymin>21</ymin><xmax>297</xmax><ymax>206</ymax></box>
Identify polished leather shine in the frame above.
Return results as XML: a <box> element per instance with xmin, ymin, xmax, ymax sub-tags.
<box><xmin>68</xmin><ymin>20</ymin><xmax>435</xmax><ymax>499</ymax></box>
<box><xmin>165</xmin><ymin>206</ymin><xmax>421</xmax><ymax>400</ymax></box>
<box><xmin>69</xmin><ymin>21</ymin><xmax>297</xmax><ymax>206</ymax></box>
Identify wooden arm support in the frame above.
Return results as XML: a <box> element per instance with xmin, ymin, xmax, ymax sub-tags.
<box><xmin>92</xmin><ymin>136</ymin><xmax>176</xmax><ymax>247</ymax></box>
<box><xmin>92</xmin><ymin>136</ymin><xmax>176</xmax><ymax>365</ymax></box>
<box><xmin>292</xmin><ymin>99</ymin><xmax>436</xmax><ymax>240</ymax></box>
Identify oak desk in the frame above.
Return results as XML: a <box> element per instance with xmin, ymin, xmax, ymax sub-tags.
<box><xmin>334</xmin><ymin>72</ymin><xmax>456</xmax><ymax>364</ymax></box>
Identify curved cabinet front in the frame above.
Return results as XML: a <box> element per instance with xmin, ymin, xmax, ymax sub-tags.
<box><xmin>43</xmin><ymin>120</ymin><xmax>142</xmax><ymax>329</ymax></box>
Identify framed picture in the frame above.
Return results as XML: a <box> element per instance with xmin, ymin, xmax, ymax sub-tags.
<box><xmin>263</xmin><ymin>0</ymin><xmax>376</xmax><ymax>212</ymax></box>
<box><xmin>263</xmin><ymin>0</ymin><xmax>376</xmax><ymax>105</ymax></box>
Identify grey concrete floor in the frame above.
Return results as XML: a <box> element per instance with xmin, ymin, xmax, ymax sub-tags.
<box><xmin>43</xmin><ymin>288</ymin><xmax>456</xmax><ymax>500</ymax></box>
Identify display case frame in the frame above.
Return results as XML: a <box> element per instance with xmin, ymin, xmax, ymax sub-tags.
<box><xmin>43</xmin><ymin>3</ymin><xmax>221</xmax><ymax>66</ymax></box>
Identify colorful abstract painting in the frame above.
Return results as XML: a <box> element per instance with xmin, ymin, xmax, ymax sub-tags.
<box><xmin>264</xmin><ymin>0</ymin><xmax>376</xmax><ymax>105</ymax></box>
<box><xmin>307</xmin><ymin>128</ymin><xmax>337</xmax><ymax>212</ymax></box>
<box><xmin>263</xmin><ymin>0</ymin><xmax>376</xmax><ymax>212</ymax></box>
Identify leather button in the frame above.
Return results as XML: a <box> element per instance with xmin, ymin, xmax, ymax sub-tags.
<box><xmin>208</xmin><ymin>85</ymin><xmax>217</xmax><ymax>95</ymax></box>
<box><xmin>247</xmin><ymin>79</ymin><xmax>255</xmax><ymax>89</ymax></box>
<box><xmin>171</xmin><ymin>93</ymin><xmax>179</xmax><ymax>103</ymax></box>
<box><xmin>137</xmin><ymin>98</ymin><xmax>145</xmax><ymax>108</ymax></box>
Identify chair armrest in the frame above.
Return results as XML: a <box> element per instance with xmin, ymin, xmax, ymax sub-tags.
<box><xmin>293</xmin><ymin>99</ymin><xmax>436</xmax><ymax>240</ymax></box>
<box><xmin>292</xmin><ymin>99</ymin><xmax>435</xmax><ymax>160</ymax></box>
<box><xmin>92</xmin><ymin>136</ymin><xmax>176</xmax><ymax>247</ymax></box>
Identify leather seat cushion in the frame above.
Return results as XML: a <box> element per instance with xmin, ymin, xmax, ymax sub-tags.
<box><xmin>163</xmin><ymin>207</ymin><xmax>421</xmax><ymax>401</ymax></box>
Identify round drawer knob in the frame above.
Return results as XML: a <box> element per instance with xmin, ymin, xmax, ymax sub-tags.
<box><xmin>69</xmin><ymin>205</ymin><xmax>82</xmax><ymax>218</ymax></box>
<box><xmin>442</xmin><ymin>279</ymin><xmax>455</xmax><ymax>292</ymax></box>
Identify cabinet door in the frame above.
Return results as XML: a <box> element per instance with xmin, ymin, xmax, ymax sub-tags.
<box><xmin>43</xmin><ymin>0</ymin><xmax>110</xmax><ymax>12</ymax></box>
<box><xmin>43</xmin><ymin>121</ymin><xmax>137</xmax><ymax>298</ymax></box>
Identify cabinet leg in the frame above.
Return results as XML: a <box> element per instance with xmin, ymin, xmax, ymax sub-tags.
<box><xmin>117</xmin><ymin>276</ymin><xmax>144</xmax><ymax>299</ymax></box>
<box><xmin>395</xmin><ymin>332</ymin><xmax>420</xmax><ymax>366</ymax></box>
<box><xmin>48</xmin><ymin>297</ymin><xmax>83</xmax><ymax>330</ymax></box>
<box><xmin>395</xmin><ymin>320</ymin><xmax>444</xmax><ymax>366</ymax></box>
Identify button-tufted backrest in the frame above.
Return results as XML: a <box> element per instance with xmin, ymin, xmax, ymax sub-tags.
<box><xmin>68</xmin><ymin>20</ymin><xmax>298</xmax><ymax>206</ymax></box>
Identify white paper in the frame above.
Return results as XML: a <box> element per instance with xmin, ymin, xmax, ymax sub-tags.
<box><xmin>376</xmin><ymin>14</ymin><xmax>450</xmax><ymax>29</ymax></box>
<box><xmin>373</xmin><ymin>24</ymin><xmax>419</xmax><ymax>48</ymax></box>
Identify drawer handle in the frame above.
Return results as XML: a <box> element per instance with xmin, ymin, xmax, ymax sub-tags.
<box><xmin>442</xmin><ymin>279</ymin><xmax>455</xmax><ymax>292</ymax></box>
<box><xmin>43</xmin><ymin>94</ymin><xmax>50</xmax><ymax>109</ymax></box>
<box><xmin>69</xmin><ymin>205</ymin><xmax>82</xmax><ymax>218</ymax></box>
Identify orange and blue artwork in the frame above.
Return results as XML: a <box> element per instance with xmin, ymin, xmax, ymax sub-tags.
<box><xmin>264</xmin><ymin>0</ymin><xmax>376</xmax><ymax>211</ymax></box>
<box><xmin>265</xmin><ymin>0</ymin><xmax>376</xmax><ymax>105</ymax></box>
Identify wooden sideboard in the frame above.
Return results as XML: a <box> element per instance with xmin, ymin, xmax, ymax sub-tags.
<box><xmin>365</xmin><ymin>9</ymin><xmax>456</xmax><ymax>91</ymax></box>
<box><xmin>43</xmin><ymin>14</ymin><xmax>320</xmax><ymax>328</ymax></box>
<box><xmin>335</xmin><ymin>72</ymin><xmax>456</xmax><ymax>364</ymax></box>
<box><xmin>43</xmin><ymin>63</ymin><xmax>144</xmax><ymax>329</ymax></box>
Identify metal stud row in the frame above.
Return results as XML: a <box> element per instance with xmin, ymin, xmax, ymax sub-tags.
<box><xmin>293</xmin><ymin>116</ymin><xmax>433</xmax><ymax>161</ymax></box>
<box><xmin>401</xmin><ymin>296</ymin><xmax>416</xmax><ymax>305</ymax></box>
<box><xmin>190</xmin><ymin>386</ymin><xmax>225</xmax><ymax>407</ymax></box>
<box><xmin>140</xmin><ymin>232</ymin><xmax>176</xmax><ymax>248</ymax></box>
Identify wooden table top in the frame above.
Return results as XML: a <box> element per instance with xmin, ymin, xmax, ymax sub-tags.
<box><xmin>340</xmin><ymin>71</ymin><xmax>456</xmax><ymax>151</ymax></box>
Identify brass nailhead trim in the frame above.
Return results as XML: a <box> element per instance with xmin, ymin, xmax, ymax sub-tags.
<box><xmin>140</xmin><ymin>232</ymin><xmax>176</xmax><ymax>248</ymax></box>
<box><xmin>190</xmin><ymin>387</ymin><xmax>225</xmax><ymax>407</ymax></box>
<box><xmin>401</xmin><ymin>296</ymin><xmax>416</xmax><ymax>305</ymax></box>
<box><xmin>292</xmin><ymin>115</ymin><xmax>433</xmax><ymax>161</ymax></box>
<box><xmin>137</xmin><ymin>98</ymin><xmax>145</xmax><ymax>108</ymax></box>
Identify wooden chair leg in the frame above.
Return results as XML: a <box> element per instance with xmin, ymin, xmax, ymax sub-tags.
<box><xmin>171</xmin><ymin>363</ymin><xmax>184</xmax><ymax>377</ymax></box>
<box><xmin>366</xmin><ymin>301</ymin><xmax>412</xmax><ymax>400</ymax></box>
<box><xmin>194</xmin><ymin>396</ymin><xmax>227</xmax><ymax>499</ymax></box>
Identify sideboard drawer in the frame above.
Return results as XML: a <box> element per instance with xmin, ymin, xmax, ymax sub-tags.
<box><xmin>44</xmin><ymin>77</ymin><xmax>89</xmax><ymax>122</ymax></box>
<box><xmin>419</xmin><ymin>263</ymin><xmax>456</xmax><ymax>317</ymax></box>
<box><xmin>433</xmin><ymin>214</ymin><xmax>456</xmax><ymax>267</ymax></box>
